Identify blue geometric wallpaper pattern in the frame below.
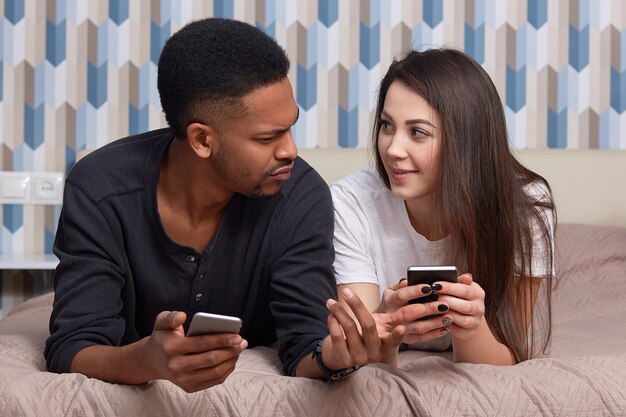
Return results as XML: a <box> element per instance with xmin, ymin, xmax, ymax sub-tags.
<box><xmin>1</xmin><ymin>0</ymin><xmax>626</xmax><ymax>258</ymax></box>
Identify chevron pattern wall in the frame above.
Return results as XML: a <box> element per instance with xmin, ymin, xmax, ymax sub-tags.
<box><xmin>1</xmin><ymin>0</ymin><xmax>625</xmax><ymax>262</ymax></box>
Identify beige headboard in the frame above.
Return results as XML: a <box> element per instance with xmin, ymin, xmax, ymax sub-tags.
<box><xmin>299</xmin><ymin>148</ymin><xmax>626</xmax><ymax>228</ymax></box>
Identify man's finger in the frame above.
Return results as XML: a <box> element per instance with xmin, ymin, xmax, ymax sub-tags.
<box><xmin>179</xmin><ymin>342</ymin><xmax>246</xmax><ymax>373</ymax></box>
<box><xmin>326</xmin><ymin>310</ymin><xmax>352</xmax><ymax>367</ymax></box>
<box><xmin>154</xmin><ymin>311</ymin><xmax>186</xmax><ymax>331</ymax></box>
<box><xmin>185</xmin><ymin>333</ymin><xmax>245</xmax><ymax>354</ymax></box>
<box><xmin>327</xmin><ymin>298</ymin><xmax>368</xmax><ymax>365</ymax></box>
<box><xmin>341</xmin><ymin>288</ymin><xmax>380</xmax><ymax>351</ymax></box>
<box><xmin>175</xmin><ymin>356</ymin><xmax>240</xmax><ymax>393</ymax></box>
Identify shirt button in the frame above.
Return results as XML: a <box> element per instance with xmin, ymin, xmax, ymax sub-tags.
<box><xmin>195</xmin><ymin>293</ymin><xmax>203</xmax><ymax>301</ymax></box>
<box><xmin>185</xmin><ymin>254</ymin><xmax>196</xmax><ymax>263</ymax></box>
<box><xmin>196</xmin><ymin>273</ymin><xmax>205</xmax><ymax>282</ymax></box>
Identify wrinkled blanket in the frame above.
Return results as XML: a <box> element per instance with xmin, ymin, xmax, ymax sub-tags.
<box><xmin>1</xmin><ymin>224</ymin><xmax>625</xmax><ymax>416</ymax></box>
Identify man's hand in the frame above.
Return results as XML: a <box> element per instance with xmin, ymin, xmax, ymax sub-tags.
<box><xmin>70</xmin><ymin>310</ymin><xmax>247</xmax><ymax>392</ymax></box>
<box><xmin>322</xmin><ymin>288</ymin><xmax>406</xmax><ymax>368</ymax></box>
<box><xmin>145</xmin><ymin>311</ymin><xmax>248</xmax><ymax>393</ymax></box>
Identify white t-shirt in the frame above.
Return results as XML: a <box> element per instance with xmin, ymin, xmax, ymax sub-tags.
<box><xmin>330</xmin><ymin>168</ymin><xmax>555</xmax><ymax>351</ymax></box>
<box><xmin>331</xmin><ymin>169</ymin><xmax>452</xmax><ymax>298</ymax></box>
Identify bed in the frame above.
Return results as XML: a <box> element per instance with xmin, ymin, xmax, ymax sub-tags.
<box><xmin>1</xmin><ymin>149</ymin><xmax>625</xmax><ymax>416</ymax></box>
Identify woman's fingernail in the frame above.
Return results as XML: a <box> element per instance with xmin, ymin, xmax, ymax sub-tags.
<box><xmin>421</xmin><ymin>285</ymin><xmax>432</xmax><ymax>294</ymax></box>
<box><xmin>326</xmin><ymin>299</ymin><xmax>337</xmax><ymax>308</ymax></box>
<box><xmin>399</xmin><ymin>278</ymin><xmax>407</xmax><ymax>283</ymax></box>
<box><xmin>440</xmin><ymin>328</ymin><xmax>450</xmax><ymax>336</ymax></box>
<box><xmin>438</xmin><ymin>304</ymin><xmax>449</xmax><ymax>312</ymax></box>
<box><xmin>343</xmin><ymin>287</ymin><xmax>354</xmax><ymax>299</ymax></box>
<box><xmin>442</xmin><ymin>317</ymin><xmax>453</xmax><ymax>325</ymax></box>
<box><xmin>431</xmin><ymin>283</ymin><xmax>443</xmax><ymax>291</ymax></box>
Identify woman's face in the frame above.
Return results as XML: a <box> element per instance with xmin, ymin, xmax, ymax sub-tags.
<box><xmin>377</xmin><ymin>80</ymin><xmax>443</xmax><ymax>205</ymax></box>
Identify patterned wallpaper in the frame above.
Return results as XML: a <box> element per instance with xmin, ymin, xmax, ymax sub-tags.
<box><xmin>0</xmin><ymin>1</ymin><xmax>625</xmax><ymax>268</ymax></box>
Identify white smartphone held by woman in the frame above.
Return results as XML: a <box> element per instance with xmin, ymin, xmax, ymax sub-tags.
<box><xmin>187</xmin><ymin>312</ymin><xmax>242</xmax><ymax>336</ymax></box>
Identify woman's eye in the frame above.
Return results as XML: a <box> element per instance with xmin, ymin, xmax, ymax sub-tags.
<box><xmin>380</xmin><ymin>120</ymin><xmax>392</xmax><ymax>130</ymax></box>
<box><xmin>411</xmin><ymin>128</ymin><xmax>428</xmax><ymax>138</ymax></box>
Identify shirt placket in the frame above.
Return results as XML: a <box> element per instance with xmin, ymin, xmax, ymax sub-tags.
<box><xmin>185</xmin><ymin>253</ymin><xmax>209</xmax><ymax>314</ymax></box>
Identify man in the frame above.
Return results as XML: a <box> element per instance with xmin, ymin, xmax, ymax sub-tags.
<box><xmin>45</xmin><ymin>18</ymin><xmax>408</xmax><ymax>392</ymax></box>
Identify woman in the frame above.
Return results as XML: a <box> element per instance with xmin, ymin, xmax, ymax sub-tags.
<box><xmin>331</xmin><ymin>48</ymin><xmax>555</xmax><ymax>365</ymax></box>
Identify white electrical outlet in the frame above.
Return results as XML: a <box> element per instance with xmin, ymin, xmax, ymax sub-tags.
<box><xmin>0</xmin><ymin>171</ymin><xmax>64</xmax><ymax>205</ymax></box>
<box><xmin>31</xmin><ymin>172</ymin><xmax>64</xmax><ymax>205</ymax></box>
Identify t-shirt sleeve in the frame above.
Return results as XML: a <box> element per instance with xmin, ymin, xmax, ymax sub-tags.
<box><xmin>268</xmin><ymin>170</ymin><xmax>337</xmax><ymax>376</ymax></box>
<box><xmin>44</xmin><ymin>180</ymin><xmax>127</xmax><ymax>373</ymax></box>
<box><xmin>330</xmin><ymin>182</ymin><xmax>379</xmax><ymax>286</ymax></box>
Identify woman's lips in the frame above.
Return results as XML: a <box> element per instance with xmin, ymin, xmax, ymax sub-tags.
<box><xmin>390</xmin><ymin>169</ymin><xmax>417</xmax><ymax>181</ymax></box>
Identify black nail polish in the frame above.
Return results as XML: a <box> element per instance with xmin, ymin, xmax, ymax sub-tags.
<box><xmin>438</xmin><ymin>304</ymin><xmax>449</xmax><ymax>312</ymax></box>
<box><xmin>421</xmin><ymin>285</ymin><xmax>432</xmax><ymax>294</ymax></box>
<box><xmin>431</xmin><ymin>283</ymin><xmax>443</xmax><ymax>291</ymax></box>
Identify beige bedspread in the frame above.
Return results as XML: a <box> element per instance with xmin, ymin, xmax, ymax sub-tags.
<box><xmin>1</xmin><ymin>224</ymin><xmax>625</xmax><ymax>417</ymax></box>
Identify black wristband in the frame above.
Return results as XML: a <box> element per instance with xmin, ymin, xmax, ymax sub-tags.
<box><xmin>311</xmin><ymin>338</ymin><xmax>359</xmax><ymax>382</ymax></box>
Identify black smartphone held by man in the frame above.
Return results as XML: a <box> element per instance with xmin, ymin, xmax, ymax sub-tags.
<box><xmin>407</xmin><ymin>265</ymin><xmax>458</xmax><ymax>305</ymax></box>
<box><xmin>187</xmin><ymin>312</ymin><xmax>242</xmax><ymax>337</ymax></box>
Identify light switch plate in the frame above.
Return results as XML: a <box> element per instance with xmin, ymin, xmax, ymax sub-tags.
<box><xmin>0</xmin><ymin>171</ymin><xmax>65</xmax><ymax>205</ymax></box>
<box><xmin>0</xmin><ymin>172</ymin><xmax>31</xmax><ymax>204</ymax></box>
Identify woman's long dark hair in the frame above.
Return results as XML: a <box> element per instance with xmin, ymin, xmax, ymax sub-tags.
<box><xmin>373</xmin><ymin>48</ymin><xmax>555</xmax><ymax>362</ymax></box>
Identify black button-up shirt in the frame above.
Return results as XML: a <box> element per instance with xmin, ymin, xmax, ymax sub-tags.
<box><xmin>45</xmin><ymin>128</ymin><xmax>336</xmax><ymax>377</ymax></box>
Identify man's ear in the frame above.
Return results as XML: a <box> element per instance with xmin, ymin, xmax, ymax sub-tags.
<box><xmin>186</xmin><ymin>123</ymin><xmax>216</xmax><ymax>159</ymax></box>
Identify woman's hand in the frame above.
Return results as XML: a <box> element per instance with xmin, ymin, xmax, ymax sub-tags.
<box><xmin>376</xmin><ymin>278</ymin><xmax>409</xmax><ymax>313</ymax></box>
<box><xmin>377</xmin><ymin>278</ymin><xmax>439</xmax><ymax>313</ymax></box>
<box><xmin>433</xmin><ymin>273</ymin><xmax>485</xmax><ymax>340</ymax></box>
<box><xmin>432</xmin><ymin>273</ymin><xmax>518</xmax><ymax>365</ymax></box>
<box><xmin>375</xmin><ymin>279</ymin><xmax>454</xmax><ymax>345</ymax></box>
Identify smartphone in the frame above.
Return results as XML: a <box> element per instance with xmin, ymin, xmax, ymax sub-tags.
<box><xmin>187</xmin><ymin>312</ymin><xmax>242</xmax><ymax>337</ymax></box>
<box><xmin>407</xmin><ymin>265</ymin><xmax>458</xmax><ymax>305</ymax></box>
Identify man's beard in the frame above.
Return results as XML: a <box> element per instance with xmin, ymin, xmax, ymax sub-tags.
<box><xmin>248</xmin><ymin>160</ymin><xmax>293</xmax><ymax>199</ymax></box>
<box><xmin>249</xmin><ymin>180</ymin><xmax>276</xmax><ymax>199</ymax></box>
